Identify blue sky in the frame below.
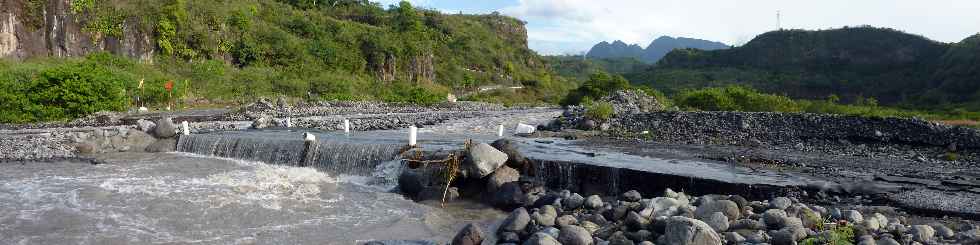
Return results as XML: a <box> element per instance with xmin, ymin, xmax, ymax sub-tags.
<box><xmin>377</xmin><ymin>0</ymin><xmax>980</xmax><ymax>55</ymax></box>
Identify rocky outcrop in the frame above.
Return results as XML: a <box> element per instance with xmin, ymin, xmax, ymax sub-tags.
<box><xmin>0</xmin><ymin>0</ymin><xmax>153</xmax><ymax>61</ymax></box>
<box><xmin>615</xmin><ymin>111</ymin><xmax>980</xmax><ymax>150</ymax></box>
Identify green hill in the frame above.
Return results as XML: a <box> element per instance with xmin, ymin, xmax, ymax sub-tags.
<box><xmin>0</xmin><ymin>0</ymin><xmax>571</xmax><ymax>122</ymax></box>
<box><xmin>630</xmin><ymin>27</ymin><xmax>980</xmax><ymax>110</ymax></box>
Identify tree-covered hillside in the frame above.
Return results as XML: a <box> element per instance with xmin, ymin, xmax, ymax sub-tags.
<box><xmin>0</xmin><ymin>0</ymin><xmax>573</xmax><ymax>122</ymax></box>
<box><xmin>631</xmin><ymin>27</ymin><xmax>980</xmax><ymax>110</ymax></box>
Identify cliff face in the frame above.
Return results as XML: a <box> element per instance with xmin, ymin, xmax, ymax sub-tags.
<box><xmin>0</xmin><ymin>0</ymin><xmax>153</xmax><ymax>62</ymax></box>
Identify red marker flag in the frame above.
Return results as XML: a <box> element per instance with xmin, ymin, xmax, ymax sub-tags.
<box><xmin>165</xmin><ymin>80</ymin><xmax>174</xmax><ymax>91</ymax></box>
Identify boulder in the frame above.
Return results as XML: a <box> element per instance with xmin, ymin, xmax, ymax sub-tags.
<box><xmin>608</xmin><ymin>231</ymin><xmax>634</xmax><ymax>245</ymax></box>
<box><xmin>451</xmin><ymin>223</ymin><xmax>483</xmax><ymax>245</ymax></box>
<box><xmin>663</xmin><ymin>216</ymin><xmax>723</xmax><ymax>245</ymax></box>
<box><xmin>730</xmin><ymin>219</ymin><xmax>766</xmax><ymax>230</ymax></box>
<box><xmin>558</xmin><ymin>225</ymin><xmax>594</xmax><ymax>245</ymax></box>
<box><xmin>622</xmin><ymin>190</ymin><xmax>642</xmax><ymax>202</ymax></box>
<box><xmin>136</xmin><ymin>119</ymin><xmax>156</xmax><ymax>133</ymax></box>
<box><xmin>556</xmin><ymin>215</ymin><xmax>578</xmax><ymax>226</ymax></box>
<box><xmin>625</xmin><ymin>211</ymin><xmax>650</xmax><ymax>231</ymax></box>
<box><xmin>704</xmin><ymin>212</ymin><xmax>730</xmax><ymax>232</ymax></box>
<box><xmin>762</xmin><ymin>209</ymin><xmax>788</xmax><ymax>229</ymax></box>
<box><xmin>251</xmin><ymin>115</ymin><xmax>272</xmax><ymax>129</ymax></box>
<box><xmin>487</xmin><ymin>166</ymin><xmax>520</xmax><ymax>194</ymax></box>
<box><xmin>524</xmin><ymin>232</ymin><xmax>560</xmax><ymax>245</ymax></box>
<box><xmin>491</xmin><ymin>139</ymin><xmax>528</xmax><ymax>169</ymax></box>
<box><xmin>532</xmin><ymin>205</ymin><xmax>559</xmax><ymax>227</ymax></box>
<box><xmin>929</xmin><ymin>223</ymin><xmax>954</xmax><ymax>239</ymax></box>
<box><xmin>723</xmin><ymin>232</ymin><xmax>746</xmax><ymax>244</ymax></box>
<box><xmin>911</xmin><ymin>225</ymin><xmax>935</xmax><ymax>243</ymax></box>
<box><xmin>498</xmin><ymin>208</ymin><xmax>531</xmax><ymax>234</ymax></box>
<box><xmin>695</xmin><ymin>200</ymin><xmax>741</xmax><ymax>221</ymax></box>
<box><xmin>769</xmin><ymin>197</ymin><xmax>792</xmax><ymax>210</ymax></box>
<box><xmin>564</xmin><ymin>193</ymin><xmax>585</xmax><ymax>210</ymax></box>
<box><xmin>540</xmin><ymin>227</ymin><xmax>561</xmax><ymax>238</ymax></box>
<box><xmin>145</xmin><ymin>139</ymin><xmax>177</xmax><ymax>153</ymax></box>
<box><xmin>464</xmin><ymin>143</ymin><xmax>508</xmax><ymax>178</ymax></box>
<box><xmin>769</xmin><ymin>229</ymin><xmax>796</xmax><ymax>245</ymax></box>
<box><xmin>398</xmin><ymin>170</ymin><xmax>425</xmax><ymax>196</ymax></box>
<box><xmin>154</xmin><ymin>117</ymin><xmax>177</xmax><ymax>138</ymax></box>
<box><xmin>626</xmin><ymin>230</ymin><xmax>654</xmax><ymax>242</ymax></box>
<box><xmin>499</xmin><ymin>232</ymin><xmax>521</xmax><ymax>243</ymax></box>
<box><xmin>492</xmin><ymin>182</ymin><xmax>525</xmax><ymax>209</ymax></box>
<box><xmin>640</xmin><ymin>197</ymin><xmax>684</xmax><ymax>217</ymax></box>
<box><xmin>585</xmin><ymin>195</ymin><xmax>603</xmax><ymax>209</ymax></box>
<box><xmin>843</xmin><ymin>210</ymin><xmax>864</xmax><ymax>224</ymax></box>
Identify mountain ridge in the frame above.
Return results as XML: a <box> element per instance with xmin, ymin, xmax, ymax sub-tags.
<box><xmin>586</xmin><ymin>36</ymin><xmax>728</xmax><ymax>63</ymax></box>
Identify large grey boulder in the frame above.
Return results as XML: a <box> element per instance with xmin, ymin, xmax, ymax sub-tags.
<box><xmin>762</xmin><ymin>209</ymin><xmax>789</xmax><ymax>229</ymax></box>
<box><xmin>491</xmin><ymin>139</ymin><xmax>528</xmax><ymax>168</ymax></box>
<box><xmin>843</xmin><ymin>210</ymin><xmax>864</xmax><ymax>224</ymax></box>
<box><xmin>769</xmin><ymin>197</ymin><xmax>793</xmax><ymax>210</ymax></box>
<box><xmin>911</xmin><ymin>225</ymin><xmax>935</xmax><ymax>243</ymax></box>
<box><xmin>640</xmin><ymin>197</ymin><xmax>685</xmax><ymax>217</ymax></box>
<box><xmin>136</xmin><ymin>119</ymin><xmax>156</xmax><ymax>133</ymax></box>
<box><xmin>451</xmin><ymin>223</ymin><xmax>483</xmax><ymax>245</ymax></box>
<box><xmin>398</xmin><ymin>170</ymin><xmax>425</xmax><ymax>196</ymax></box>
<box><xmin>464</xmin><ymin>143</ymin><xmax>508</xmax><ymax>178</ymax></box>
<box><xmin>251</xmin><ymin>115</ymin><xmax>272</xmax><ymax>129</ymax></box>
<box><xmin>558</xmin><ymin>225</ymin><xmax>594</xmax><ymax>245</ymax></box>
<box><xmin>622</xmin><ymin>190</ymin><xmax>642</xmax><ymax>202</ymax></box>
<box><xmin>486</xmin><ymin>166</ymin><xmax>519</xmax><ymax>194</ymax></box>
<box><xmin>663</xmin><ymin>216</ymin><xmax>722</xmax><ymax>245</ymax></box>
<box><xmin>524</xmin><ymin>232</ymin><xmax>560</xmax><ymax>245</ymax></box>
<box><xmin>564</xmin><ymin>193</ymin><xmax>585</xmax><ymax>210</ymax></box>
<box><xmin>704</xmin><ymin>212</ymin><xmax>730</xmax><ymax>232</ymax></box>
<box><xmin>532</xmin><ymin>205</ymin><xmax>559</xmax><ymax>227</ymax></box>
<box><xmin>498</xmin><ymin>208</ymin><xmax>531</xmax><ymax>234</ymax></box>
<box><xmin>695</xmin><ymin>200</ymin><xmax>741</xmax><ymax>221</ymax></box>
<box><xmin>492</xmin><ymin>182</ymin><xmax>525</xmax><ymax>209</ymax></box>
<box><xmin>154</xmin><ymin>117</ymin><xmax>177</xmax><ymax>138</ymax></box>
<box><xmin>585</xmin><ymin>195</ymin><xmax>603</xmax><ymax>209</ymax></box>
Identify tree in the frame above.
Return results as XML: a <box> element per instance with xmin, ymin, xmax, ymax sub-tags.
<box><xmin>395</xmin><ymin>1</ymin><xmax>422</xmax><ymax>32</ymax></box>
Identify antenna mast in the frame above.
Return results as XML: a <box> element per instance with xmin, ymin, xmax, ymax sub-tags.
<box><xmin>777</xmin><ymin>10</ymin><xmax>781</xmax><ymax>30</ymax></box>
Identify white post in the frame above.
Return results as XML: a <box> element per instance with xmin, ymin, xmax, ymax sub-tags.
<box><xmin>304</xmin><ymin>132</ymin><xmax>316</xmax><ymax>142</ymax></box>
<box><xmin>409</xmin><ymin>126</ymin><xmax>418</xmax><ymax>146</ymax></box>
<box><xmin>344</xmin><ymin>119</ymin><xmax>351</xmax><ymax>134</ymax></box>
<box><xmin>285</xmin><ymin>117</ymin><xmax>292</xmax><ymax>128</ymax></box>
<box><xmin>498</xmin><ymin>124</ymin><xmax>504</xmax><ymax>137</ymax></box>
<box><xmin>181</xmin><ymin>121</ymin><xmax>190</xmax><ymax>135</ymax></box>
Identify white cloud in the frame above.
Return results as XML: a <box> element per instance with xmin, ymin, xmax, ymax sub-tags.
<box><xmin>500</xmin><ymin>0</ymin><xmax>980</xmax><ymax>55</ymax></box>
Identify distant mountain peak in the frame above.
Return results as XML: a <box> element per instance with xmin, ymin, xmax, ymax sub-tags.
<box><xmin>586</xmin><ymin>36</ymin><xmax>728</xmax><ymax>63</ymax></box>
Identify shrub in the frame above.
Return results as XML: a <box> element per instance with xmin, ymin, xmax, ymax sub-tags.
<box><xmin>676</xmin><ymin>85</ymin><xmax>802</xmax><ymax>112</ymax></box>
<box><xmin>0</xmin><ymin>61</ymin><xmax>128</xmax><ymax>123</ymax></box>
<box><xmin>584</xmin><ymin>100</ymin><xmax>615</xmax><ymax>122</ymax></box>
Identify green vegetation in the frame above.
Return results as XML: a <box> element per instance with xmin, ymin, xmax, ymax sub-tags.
<box><xmin>544</xmin><ymin>56</ymin><xmax>648</xmax><ymax>81</ymax></box>
<box><xmin>1</xmin><ymin>0</ymin><xmax>574</xmax><ymax>123</ymax></box>
<box><xmin>633</xmin><ymin>27</ymin><xmax>980</xmax><ymax>112</ymax></box>
<box><xmin>562</xmin><ymin>72</ymin><xmax>630</xmax><ymax>106</ymax></box>
<box><xmin>801</xmin><ymin>225</ymin><xmax>855</xmax><ymax>245</ymax></box>
<box><xmin>584</xmin><ymin>100</ymin><xmax>614</xmax><ymax>122</ymax></box>
<box><xmin>0</xmin><ymin>56</ymin><xmax>128</xmax><ymax>123</ymax></box>
<box><xmin>675</xmin><ymin>86</ymin><xmax>800</xmax><ymax>112</ymax></box>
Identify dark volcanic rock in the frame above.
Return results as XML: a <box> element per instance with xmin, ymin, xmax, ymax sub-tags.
<box><xmin>558</xmin><ymin>225</ymin><xmax>594</xmax><ymax>245</ymax></box>
<box><xmin>493</xmin><ymin>182</ymin><xmax>526</xmax><ymax>209</ymax></box>
<box><xmin>498</xmin><ymin>208</ymin><xmax>531</xmax><ymax>234</ymax></box>
<box><xmin>145</xmin><ymin>139</ymin><xmax>176</xmax><ymax>153</ymax></box>
<box><xmin>451</xmin><ymin>223</ymin><xmax>483</xmax><ymax>245</ymax></box>
<box><xmin>491</xmin><ymin>139</ymin><xmax>528</xmax><ymax>169</ymax></box>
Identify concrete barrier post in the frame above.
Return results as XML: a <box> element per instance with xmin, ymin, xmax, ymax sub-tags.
<box><xmin>286</xmin><ymin>117</ymin><xmax>292</xmax><ymax>128</ymax></box>
<box><xmin>409</xmin><ymin>126</ymin><xmax>418</xmax><ymax>146</ymax></box>
<box><xmin>181</xmin><ymin>121</ymin><xmax>190</xmax><ymax>135</ymax></box>
<box><xmin>301</xmin><ymin>132</ymin><xmax>318</xmax><ymax>167</ymax></box>
<box><xmin>498</xmin><ymin>124</ymin><xmax>504</xmax><ymax>137</ymax></box>
<box><xmin>344</xmin><ymin>119</ymin><xmax>351</xmax><ymax>134</ymax></box>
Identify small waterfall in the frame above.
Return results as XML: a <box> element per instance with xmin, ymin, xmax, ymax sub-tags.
<box><xmin>177</xmin><ymin>134</ymin><xmax>403</xmax><ymax>184</ymax></box>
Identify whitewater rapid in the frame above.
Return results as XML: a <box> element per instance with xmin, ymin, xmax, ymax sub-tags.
<box><xmin>0</xmin><ymin>152</ymin><xmax>502</xmax><ymax>244</ymax></box>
